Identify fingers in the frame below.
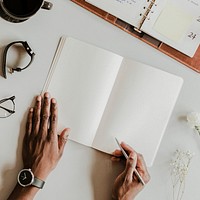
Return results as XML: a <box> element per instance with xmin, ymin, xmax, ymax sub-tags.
<box><xmin>124</xmin><ymin>152</ymin><xmax>137</xmax><ymax>184</ymax></box>
<box><xmin>48</xmin><ymin>98</ymin><xmax>58</xmax><ymax>141</ymax></box>
<box><xmin>111</xmin><ymin>142</ymin><xmax>136</xmax><ymax>161</ymax></box>
<box><xmin>28</xmin><ymin>92</ymin><xmax>70</xmax><ymax>149</ymax></box>
<box><xmin>137</xmin><ymin>154</ymin><xmax>151</xmax><ymax>183</ymax></box>
<box><xmin>39</xmin><ymin>93</ymin><xmax>51</xmax><ymax>138</ymax></box>
<box><xmin>112</xmin><ymin>149</ymin><xmax>123</xmax><ymax>157</ymax></box>
<box><xmin>23</xmin><ymin>108</ymin><xmax>34</xmax><ymax>156</ymax></box>
<box><xmin>111</xmin><ymin>149</ymin><xmax>124</xmax><ymax>162</ymax></box>
<box><xmin>26</xmin><ymin>108</ymin><xmax>34</xmax><ymax>138</ymax></box>
<box><xmin>137</xmin><ymin>154</ymin><xmax>147</xmax><ymax>170</ymax></box>
<box><xmin>113</xmin><ymin>142</ymin><xmax>136</xmax><ymax>157</ymax></box>
<box><xmin>32</xmin><ymin>95</ymin><xmax>42</xmax><ymax>136</ymax></box>
<box><xmin>121</xmin><ymin>142</ymin><xmax>135</xmax><ymax>155</ymax></box>
<box><xmin>112</xmin><ymin>141</ymin><xmax>150</xmax><ymax>184</ymax></box>
<box><xmin>33</xmin><ymin>93</ymin><xmax>57</xmax><ymax>140</ymax></box>
<box><xmin>58</xmin><ymin>128</ymin><xmax>70</xmax><ymax>153</ymax></box>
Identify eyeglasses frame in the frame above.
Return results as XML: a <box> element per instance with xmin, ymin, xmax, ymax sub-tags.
<box><xmin>0</xmin><ymin>96</ymin><xmax>15</xmax><ymax>118</ymax></box>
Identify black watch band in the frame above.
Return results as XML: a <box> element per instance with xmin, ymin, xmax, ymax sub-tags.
<box><xmin>2</xmin><ymin>41</ymin><xmax>35</xmax><ymax>79</ymax></box>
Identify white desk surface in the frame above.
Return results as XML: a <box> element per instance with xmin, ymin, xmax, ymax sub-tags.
<box><xmin>0</xmin><ymin>0</ymin><xmax>200</xmax><ymax>199</ymax></box>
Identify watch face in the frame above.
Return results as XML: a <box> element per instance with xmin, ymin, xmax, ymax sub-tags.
<box><xmin>18</xmin><ymin>169</ymin><xmax>34</xmax><ymax>187</ymax></box>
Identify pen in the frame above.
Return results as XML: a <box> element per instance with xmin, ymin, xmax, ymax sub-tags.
<box><xmin>115</xmin><ymin>137</ymin><xmax>145</xmax><ymax>186</ymax></box>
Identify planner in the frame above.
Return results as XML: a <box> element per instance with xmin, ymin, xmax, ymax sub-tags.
<box><xmin>43</xmin><ymin>36</ymin><xmax>183</xmax><ymax>167</ymax></box>
<box><xmin>71</xmin><ymin>0</ymin><xmax>200</xmax><ymax>72</ymax></box>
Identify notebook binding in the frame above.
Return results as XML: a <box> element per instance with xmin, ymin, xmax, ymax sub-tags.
<box><xmin>134</xmin><ymin>0</ymin><xmax>157</xmax><ymax>33</ymax></box>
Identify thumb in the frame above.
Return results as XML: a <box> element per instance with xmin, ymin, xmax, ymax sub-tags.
<box><xmin>59</xmin><ymin>128</ymin><xmax>70</xmax><ymax>151</ymax></box>
<box><xmin>124</xmin><ymin>152</ymin><xmax>137</xmax><ymax>184</ymax></box>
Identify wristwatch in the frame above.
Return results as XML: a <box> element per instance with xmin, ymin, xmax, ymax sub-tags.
<box><xmin>2</xmin><ymin>41</ymin><xmax>35</xmax><ymax>79</ymax></box>
<box><xmin>17</xmin><ymin>169</ymin><xmax>45</xmax><ymax>189</ymax></box>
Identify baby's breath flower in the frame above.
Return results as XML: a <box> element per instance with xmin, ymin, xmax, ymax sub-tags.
<box><xmin>170</xmin><ymin>149</ymin><xmax>194</xmax><ymax>200</ymax></box>
<box><xmin>187</xmin><ymin>112</ymin><xmax>200</xmax><ymax>135</ymax></box>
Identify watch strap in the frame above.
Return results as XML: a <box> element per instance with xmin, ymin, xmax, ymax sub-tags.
<box><xmin>2</xmin><ymin>41</ymin><xmax>35</xmax><ymax>79</ymax></box>
<box><xmin>32</xmin><ymin>177</ymin><xmax>45</xmax><ymax>189</ymax></box>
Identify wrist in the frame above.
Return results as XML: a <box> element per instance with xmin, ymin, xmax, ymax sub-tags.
<box><xmin>118</xmin><ymin>194</ymin><xmax>136</xmax><ymax>200</ymax></box>
<box><xmin>24</xmin><ymin>162</ymin><xmax>49</xmax><ymax>181</ymax></box>
<box><xmin>18</xmin><ymin>168</ymin><xmax>45</xmax><ymax>189</ymax></box>
<box><xmin>120</xmin><ymin>197</ymin><xmax>135</xmax><ymax>200</ymax></box>
<box><xmin>32</xmin><ymin>169</ymin><xmax>49</xmax><ymax>181</ymax></box>
<box><xmin>30</xmin><ymin>163</ymin><xmax>53</xmax><ymax>181</ymax></box>
<box><xmin>8</xmin><ymin>184</ymin><xmax>39</xmax><ymax>200</ymax></box>
<box><xmin>8</xmin><ymin>168</ymin><xmax>45</xmax><ymax>200</ymax></box>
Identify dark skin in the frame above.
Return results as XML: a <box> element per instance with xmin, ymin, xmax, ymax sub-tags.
<box><xmin>112</xmin><ymin>142</ymin><xmax>150</xmax><ymax>200</ymax></box>
<box><xmin>7</xmin><ymin>92</ymin><xmax>150</xmax><ymax>200</ymax></box>
<box><xmin>8</xmin><ymin>92</ymin><xmax>70</xmax><ymax>200</ymax></box>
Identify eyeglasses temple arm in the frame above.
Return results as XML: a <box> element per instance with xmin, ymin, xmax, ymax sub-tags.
<box><xmin>0</xmin><ymin>96</ymin><xmax>15</xmax><ymax>104</ymax></box>
<box><xmin>0</xmin><ymin>105</ymin><xmax>15</xmax><ymax>114</ymax></box>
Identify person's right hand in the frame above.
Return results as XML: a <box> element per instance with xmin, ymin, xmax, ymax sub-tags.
<box><xmin>112</xmin><ymin>142</ymin><xmax>150</xmax><ymax>200</ymax></box>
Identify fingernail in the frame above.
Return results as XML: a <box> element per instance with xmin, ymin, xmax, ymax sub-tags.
<box><xmin>36</xmin><ymin>95</ymin><xmax>41</xmax><ymax>101</ymax></box>
<box><xmin>45</xmin><ymin>92</ymin><xmax>50</xmax><ymax>98</ymax></box>
<box><xmin>29</xmin><ymin>108</ymin><xmax>33</xmax><ymax>112</ymax></box>
<box><xmin>51</xmin><ymin>98</ymin><xmax>57</xmax><ymax>104</ymax></box>
<box><xmin>129</xmin><ymin>152</ymin><xmax>136</xmax><ymax>160</ymax></box>
<box><xmin>64</xmin><ymin>128</ymin><xmax>70</xmax><ymax>139</ymax></box>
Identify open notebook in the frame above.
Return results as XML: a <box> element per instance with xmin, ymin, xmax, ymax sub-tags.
<box><xmin>71</xmin><ymin>0</ymin><xmax>200</xmax><ymax>72</ymax></box>
<box><xmin>43</xmin><ymin>36</ymin><xmax>183</xmax><ymax>167</ymax></box>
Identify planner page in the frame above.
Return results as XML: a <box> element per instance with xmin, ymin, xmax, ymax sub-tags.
<box><xmin>92</xmin><ymin>59</ymin><xmax>183</xmax><ymax>167</ymax></box>
<box><xmin>86</xmin><ymin>0</ymin><xmax>151</xmax><ymax>29</ymax></box>
<box><xmin>141</xmin><ymin>0</ymin><xmax>200</xmax><ymax>57</ymax></box>
<box><xmin>46</xmin><ymin>37</ymin><xmax>123</xmax><ymax>146</ymax></box>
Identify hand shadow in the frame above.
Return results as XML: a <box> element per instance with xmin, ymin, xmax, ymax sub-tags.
<box><xmin>91</xmin><ymin>150</ymin><xmax>124</xmax><ymax>200</ymax></box>
<box><xmin>0</xmin><ymin>109</ymin><xmax>28</xmax><ymax>200</ymax></box>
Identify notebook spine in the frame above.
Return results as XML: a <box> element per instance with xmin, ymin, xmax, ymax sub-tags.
<box><xmin>134</xmin><ymin>0</ymin><xmax>157</xmax><ymax>33</ymax></box>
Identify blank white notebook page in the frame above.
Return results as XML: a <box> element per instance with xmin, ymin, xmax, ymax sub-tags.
<box><xmin>46</xmin><ymin>37</ymin><xmax>183</xmax><ymax>167</ymax></box>
<box><xmin>47</xmin><ymin>37</ymin><xmax>123</xmax><ymax>146</ymax></box>
<box><xmin>92</xmin><ymin>59</ymin><xmax>183</xmax><ymax>166</ymax></box>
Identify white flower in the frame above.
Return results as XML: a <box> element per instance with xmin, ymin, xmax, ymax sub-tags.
<box><xmin>170</xmin><ymin>149</ymin><xmax>194</xmax><ymax>200</ymax></box>
<box><xmin>187</xmin><ymin>112</ymin><xmax>200</xmax><ymax>135</ymax></box>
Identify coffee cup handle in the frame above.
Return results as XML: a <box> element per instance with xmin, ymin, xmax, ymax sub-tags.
<box><xmin>41</xmin><ymin>1</ymin><xmax>53</xmax><ymax>10</ymax></box>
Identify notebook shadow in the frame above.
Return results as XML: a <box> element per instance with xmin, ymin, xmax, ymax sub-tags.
<box><xmin>91</xmin><ymin>150</ymin><xmax>124</xmax><ymax>200</ymax></box>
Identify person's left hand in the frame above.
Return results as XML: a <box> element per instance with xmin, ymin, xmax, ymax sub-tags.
<box><xmin>22</xmin><ymin>92</ymin><xmax>70</xmax><ymax>181</ymax></box>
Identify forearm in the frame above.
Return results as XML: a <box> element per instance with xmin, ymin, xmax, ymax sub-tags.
<box><xmin>112</xmin><ymin>193</ymin><xmax>136</xmax><ymax>200</ymax></box>
<box><xmin>7</xmin><ymin>184</ymin><xmax>39</xmax><ymax>200</ymax></box>
<box><xmin>113</xmin><ymin>197</ymin><xmax>135</xmax><ymax>200</ymax></box>
<box><xmin>117</xmin><ymin>195</ymin><xmax>135</xmax><ymax>200</ymax></box>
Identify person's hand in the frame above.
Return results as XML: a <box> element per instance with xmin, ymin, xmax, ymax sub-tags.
<box><xmin>22</xmin><ymin>92</ymin><xmax>70</xmax><ymax>181</ymax></box>
<box><xmin>8</xmin><ymin>92</ymin><xmax>70</xmax><ymax>200</ymax></box>
<box><xmin>112</xmin><ymin>142</ymin><xmax>150</xmax><ymax>200</ymax></box>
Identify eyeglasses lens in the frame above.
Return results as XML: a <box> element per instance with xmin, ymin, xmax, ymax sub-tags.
<box><xmin>0</xmin><ymin>99</ymin><xmax>15</xmax><ymax>118</ymax></box>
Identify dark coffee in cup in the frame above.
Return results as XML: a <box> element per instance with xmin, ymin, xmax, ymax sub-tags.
<box><xmin>0</xmin><ymin>0</ymin><xmax>53</xmax><ymax>23</ymax></box>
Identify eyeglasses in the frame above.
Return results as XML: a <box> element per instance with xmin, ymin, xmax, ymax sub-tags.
<box><xmin>0</xmin><ymin>96</ymin><xmax>15</xmax><ymax>118</ymax></box>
